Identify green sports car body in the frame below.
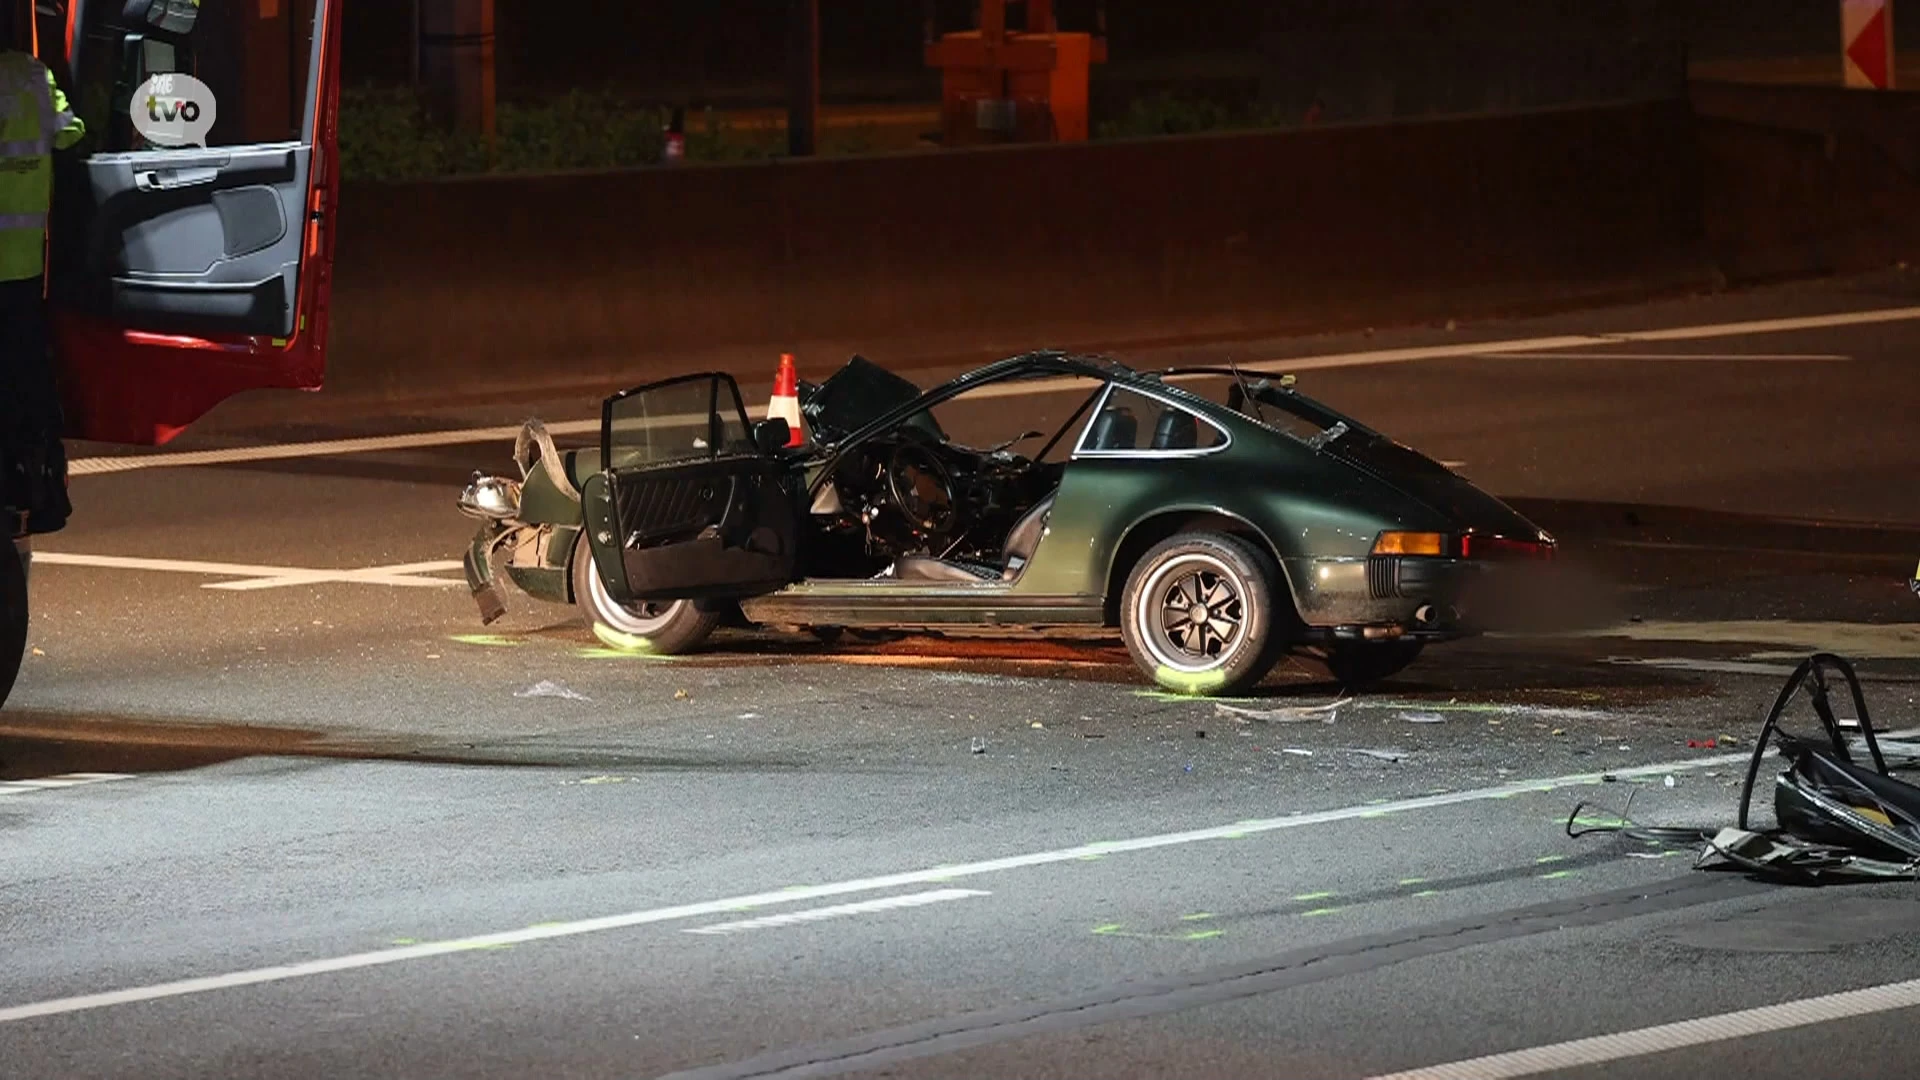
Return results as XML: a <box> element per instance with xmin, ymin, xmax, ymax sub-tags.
<box><xmin>459</xmin><ymin>351</ymin><xmax>1556</xmax><ymax>694</ymax></box>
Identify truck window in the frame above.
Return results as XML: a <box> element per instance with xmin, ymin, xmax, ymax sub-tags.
<box><xmin>71</xmin><ymin>0</ymin><xmax>319</xmax><ymax>152</ymax></box>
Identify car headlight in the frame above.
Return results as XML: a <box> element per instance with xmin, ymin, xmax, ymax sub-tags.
<box><xmin>458</xmin><ymin>473</ymin><xmax>523</xmax><ymax>520</ymax></box>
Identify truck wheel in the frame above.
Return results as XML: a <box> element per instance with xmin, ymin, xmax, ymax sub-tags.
<box><xmin>1120</xmin><ymin>532</ymin><xmax>1281</xmax><ymax>696</ymax></box>
<box><xmin>1</xmin><ymin>545</ymin><xmax>26</xmax><ymax>710</ymax></box>
<box><xmin>1295</xmin><ymin>640</ymin><xmax>1425</xmax><ymax>689</ymax></box>
<box><xmin>571</xmin><ymin>535</ymin><xmax>719</xmax><ymax>654</ymax></box>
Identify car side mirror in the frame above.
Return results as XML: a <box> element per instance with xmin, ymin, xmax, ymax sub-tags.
<box><xmin>754</xmin><ymin>418</ymin><xmax>792</xmax><ymax>454</ymax></box>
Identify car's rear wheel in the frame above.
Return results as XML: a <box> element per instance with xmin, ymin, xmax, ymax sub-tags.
<box><xmin>1</xmin><ymin>543</ymin><xmax>25</xmax><ymax>710</ymax></box>
<box><xmin>1294</xmin><ymin>640</ymin><xmax>1425</xmax><ymax>689</ymax></box>
<box><xmin>1120</xmin><ymin>532</ymin><xmax>1281</xmax><ymax>696</ymax></box>
<box><xmin>571</xmin><ymin>534</ymin><xmax>720</xmax><ymax>654</ymax></box>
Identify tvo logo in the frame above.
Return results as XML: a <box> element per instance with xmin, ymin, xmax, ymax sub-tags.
<box><xmin>130</xmin><ymin>73</ymin><xmax>217</xmax><ymax>147</ymax></box>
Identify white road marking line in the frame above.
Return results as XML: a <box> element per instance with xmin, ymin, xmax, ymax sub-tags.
<box><xmin>68</xmin><ymin>420</ymin><xmax>599</xmax><ymax>476</ymax></box>
<box><xmin>63</xmin><ymin>304</ymin><xmax>1920</xmax><ymax>476</ymax></box>
<box><xmin>0</xmin><ymin>773</ymin><xmax>134</xmax><ymax>798</ymax></box>
<box><xmin>1471</xmin><ymin>351</ymin><xmax>1848</xmax><ymax>361</ymax></box>
<box><xmin>31</xmin><ymin>553</ymin><xmax>465</xmax><ymax>591</ymax></box>
<box><xmin>11</xmin><ymin>731</ymin><xmax>1919</xmax><ymax>1025</ymax></box>
<box><xmin>683</xmin><ymin>889</ymin><xmax>991</xmax><ymax>935</ymax></box>
<box><xmin>1362</xmin><ymin>976</ymin><xmax>1920</xmax><ymax>1079</ymax></box>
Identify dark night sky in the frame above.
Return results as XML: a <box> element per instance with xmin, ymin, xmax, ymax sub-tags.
<box><xmin>343</xmin><ymin>1</ymin><xmax>1916</xmax><ymax>100</ymax></box>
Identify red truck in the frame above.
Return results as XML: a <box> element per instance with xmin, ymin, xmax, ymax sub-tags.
<box><xmin>2</xmin><ymin>0</ymin><xmax>343</xmax><ymax>708</ymax></box>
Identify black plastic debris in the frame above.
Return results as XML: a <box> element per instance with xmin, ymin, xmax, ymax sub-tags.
<box><xmin>1569</xmin><ymin>653</ymin><xmax>1920</xmax><ymax>885</ymax></box>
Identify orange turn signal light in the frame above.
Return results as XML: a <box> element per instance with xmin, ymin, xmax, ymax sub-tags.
<box><xmin>1372</xmin><ymin>531</ymin><xmax>1447</xmax><ymax>557</ymax></box>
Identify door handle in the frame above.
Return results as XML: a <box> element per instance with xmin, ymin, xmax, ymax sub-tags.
<box><xmin>134</xmin><ymin>166</ymin><xmax>222</xmax><ymax>192</ymax></box>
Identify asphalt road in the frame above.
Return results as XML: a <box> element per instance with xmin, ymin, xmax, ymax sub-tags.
<box><xmin>5</xmin><ymin>272</ymin><xmax>1920</xmax><ymax>1079</ymax></box>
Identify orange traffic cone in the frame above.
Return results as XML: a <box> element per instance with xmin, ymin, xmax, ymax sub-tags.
<box><xmin>766</xmin><ymin>353</ymin><xmax>806</xmax><ymax>448</ymax></box>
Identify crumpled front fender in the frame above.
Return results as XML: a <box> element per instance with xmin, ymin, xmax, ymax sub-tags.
<box><xmin>464</xmin><ymin>522</ymin><xmax>510</xmax><ymax>624</ymax></box>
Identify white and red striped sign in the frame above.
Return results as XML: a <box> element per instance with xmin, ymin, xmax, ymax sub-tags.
<box><xmin>1843</xmin><ymin>0</ymin><xmax>1895</xmax><ymax>88</ymax></box>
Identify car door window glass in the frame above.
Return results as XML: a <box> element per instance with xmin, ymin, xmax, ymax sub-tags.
<box><xmin>1077</xmin><ymin>386</ymin><xmax>1226</xmax><ymax>454</ymax></box>
<box><xmin>607</xmin><ymin>376</ymin><xmax>755</xmax><ymax>469</ymax></box>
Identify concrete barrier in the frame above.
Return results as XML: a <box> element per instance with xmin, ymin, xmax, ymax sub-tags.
<box><xmin>1691</xmin><ymin>80</ymin><xmax>1920</xmax><ymax>283</ymax></box>
<box><xmin>326</xmin><ymin>99</ymin><xmax>1712</xmax><ymax>401</ymax></box>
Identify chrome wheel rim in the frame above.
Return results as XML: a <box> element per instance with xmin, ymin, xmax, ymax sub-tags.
<box><xmin>586</xmin><ymin>559</ymin><xmax>685</xmax><ymax>637</ymax></box>
<box><xmin>1135</xmin><ymin>553</ymin><xmax>1247</xmax><ymax>674</ymax></box>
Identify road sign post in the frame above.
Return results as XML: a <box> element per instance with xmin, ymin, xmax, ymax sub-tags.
<box><xmin>1843</xmin><ymin>0</ymin><xmax>1895</xmax><ymax>89</ymax></box>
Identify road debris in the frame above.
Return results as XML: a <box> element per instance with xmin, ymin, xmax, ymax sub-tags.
<box><xmin>1280</xmin><ymin>748</ymin><xmax>1314</xmax><ymax>757</ymax></box>
<box><xmin>1401</xmin><ymin>711</ymin><xmax>1446</xmax><ymax>724</ymax></box>
<box><xmin>1345</xmin><ymin>747</ymin><xmax>1407</xmax><ymax>763</ymax></box>
<box><xmin>970</xmin><ymin>737</ymin><xmax>987</xmax><ymax>755</ymax></box>
<box><xmin>674</xmin><ymin>689</ymin><xmax>690</xmax><ymax>701</ymax></box>
<box><xmin>1570</xmin><ymin>653</ymin><xmax>1920</xmax><ymax>884</ymax></box>
<box><xmin>514</xmin><ymin>679</ymin><xmax>591</xmax><ymax>702</ymax></box>
<box><xmin>1215</xmin><ymin>697</ymin><xmax>1349</xmax><ymax>724</ymax></box>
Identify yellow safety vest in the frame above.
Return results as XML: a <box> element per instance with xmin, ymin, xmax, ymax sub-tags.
<box><xmin>0</xmin><ymin>51</ymin><xmax>85</xmax><ymax>283</ymax></box>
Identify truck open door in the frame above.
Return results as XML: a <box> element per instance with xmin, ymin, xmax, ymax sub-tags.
<box><xmin>40</xmin><ymin>0</ymin><xmax>343</xmax><ymax>446</ymax></box>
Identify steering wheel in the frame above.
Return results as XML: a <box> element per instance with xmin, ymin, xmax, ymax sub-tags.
<box><xmin>886</xmin><ymin>441</ymin><xmax>957</xmax><ymax>535</ymax></box>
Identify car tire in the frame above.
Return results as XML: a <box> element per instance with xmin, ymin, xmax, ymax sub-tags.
<box><xmin>0</xmin><ymin>545</ymin><xmax>25</xmax><ymax>710</ymax></box>
<box><xmin>1120</xmin><ymin>532</ymin><xmax>1282</xmax><ymax>697</ymax></box>
<box><xmin>1295</xmin><ymin>641</ymin><xmax>1425</xmax><ymax>689</ymax></box>
<box><xmin>570</xmin><ymin>534</ymin><xmax>720</xmax><ymax>654</ymax></box>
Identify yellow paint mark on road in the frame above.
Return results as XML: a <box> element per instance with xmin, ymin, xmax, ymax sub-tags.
<box><xmin>1180</xmin><ymin>913</ymin><xmax>1216</xmax><ymax>922</ymax></box>
<box><xmin>1302</xmin><ymin>907</ymin><xmax>1344</xmax><ymax>917</ymax></box>
<box><xmin>1292</xmin><ymin>891</ymin><xmax>1338</xmax><ymax>902</ymax></box>
<box><xmin>1398</xmin><ymin>877</ymin><xmax>1428</xmax><ymax>887</ymax></box>
<box><xmin>450</xmin><ymin>633</ymin><xmax>523</xmax><ymax>648</ymax></box>
<box><xmin>1538</xmin><ymin>869</ymin><xmax>1577</xmax><ymax>880</ymax></box>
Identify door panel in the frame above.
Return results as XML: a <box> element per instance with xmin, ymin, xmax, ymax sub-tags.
<box><xmin>614</xmin><ymin>457</ymin><xmax>798</xmax><ymax>601</ymax></box>
<box><xmin>46</xmin><ymin>0</ymin><xmax>342</xmax><ymax>445</ymax></box>
<box><xmin>590</xmin><ymin>373</ymin><xmax>802</xmax><ymax>603</ymax></box>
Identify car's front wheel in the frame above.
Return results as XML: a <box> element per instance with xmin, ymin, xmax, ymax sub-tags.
<box><xmin>0</xmin><ymin>543</ymin><xmax>25</xmax><ymax>710</ymax></box>
<box><xmin>571</xmin><ymin>535</ymin><xmax>720</xmax><ymax>654</ymax></box>
<box><xmin>1120</xmin><ymin>532</ymin><xmax>1281</xmax><ymax>696</ymax></box>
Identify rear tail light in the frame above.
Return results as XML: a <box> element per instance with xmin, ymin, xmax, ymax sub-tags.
<box><xmin>1461</xmin><ymin>534</ymin><xmax>1555</xmax><ymax>560</ymax></box>
<box><xmin>1371</xmin><ymin>531</ymin><xmax>1447</xmax><ymax>557</ymax></box>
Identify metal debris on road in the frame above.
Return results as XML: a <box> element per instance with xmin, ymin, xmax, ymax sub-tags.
<box><xmin>1280</xmin><ymin>748</ymin><xmax>1314</xmax><ymax>757</ymax></box>
<box><xmin>1572</xmin><ymin>653</ymin><xmax>1920</xmax><ymax>885</ymax></box>
<box><xmin>514</xmin><ymin>679</ymin><xmax>591</xmax><ymax>702</ymax></box>
<box><xmin>1215</xmin><ymin>697</ymin><xmax>1350</xmax><ymax>724</ymax></box>
<box><xmin>970</xmin><ymin>737</ymin><xmax>987</xmax><ymax>754</ymax></box>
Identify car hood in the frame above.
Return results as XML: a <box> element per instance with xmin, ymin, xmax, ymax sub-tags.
<box><xmin>799</xmin><ymin>355</ymin><xmax>934</xmax><ymax>442</ymax></box>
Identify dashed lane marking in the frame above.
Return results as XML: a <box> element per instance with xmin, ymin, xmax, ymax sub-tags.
<box><xmin>683</xmin><ymin>889</ymin><xmax>991</xmax><ymax>935</ymax></box>
<box><xmin>64</xmin><ymin>306</ymin><xmax>1916</xmax><ymax>476</ymax></box>
<box><xmin>31</xmin><ymin>552</ymin><xmax>465</xmax><ymax>590</ymax></box>
<box><xmin>0</xmin><ymin>773</ymin><xmax>134</xmax><ymax>798</ymax></box>
<box><xmin>12</xmin><ymin>732</ymin><xmax>1920</xmax><ymax>1025</ymax></box>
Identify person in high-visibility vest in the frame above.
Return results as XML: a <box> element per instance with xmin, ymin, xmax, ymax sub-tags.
<box><xmin>0</xmin><ymin>44</ymin><xmax>85</xmax><ymax>583</ymax></box>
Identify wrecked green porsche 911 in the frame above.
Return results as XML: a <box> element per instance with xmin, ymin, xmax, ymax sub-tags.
<box><xmin>458</xmin><ymin>350</ymin><xmax>1556</xmax><ymax>696</ymax></box>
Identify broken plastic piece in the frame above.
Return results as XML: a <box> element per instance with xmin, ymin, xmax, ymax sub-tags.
<box><xmin>515</xmin><ymin>680</ymin><xmax>590</xmax><ymax>702</ymax></box>
<box><xmin>1215</xmin><ymin>697</ymin><xmax>1349</xmax><ymax>724</ymax></box>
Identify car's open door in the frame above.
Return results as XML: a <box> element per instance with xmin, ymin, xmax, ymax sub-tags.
<box><xmin>40</xmin><ymin>0</ymin><xmax>342</xmax><ymax>445</ymax></box>
<box><xmin>581</xmin><ymin>374</ymin><xmax>803</xmax><ymax>604</ymax></box>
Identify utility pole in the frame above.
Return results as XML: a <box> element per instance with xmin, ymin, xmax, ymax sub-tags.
<box><xmin>788</xmin><ymin>0</ymin><xmax>820</xmax><ymax>156</ymax></box>
<box><xmin>418</xmin><ymin>0</ymin><xmax>497</xmax><ymax>142</ymax></box>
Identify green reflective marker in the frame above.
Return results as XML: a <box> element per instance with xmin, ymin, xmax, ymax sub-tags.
<box><xmin>450</xmin><ymin>633</ymin><xmax>523</xmax><ymax>648</ymax></box>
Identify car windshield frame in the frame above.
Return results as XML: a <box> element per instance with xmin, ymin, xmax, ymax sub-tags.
<box><xmin>807</xmin><ymin>351</ymin><xmax>1140</xmax><ymax>497</ymax></box>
